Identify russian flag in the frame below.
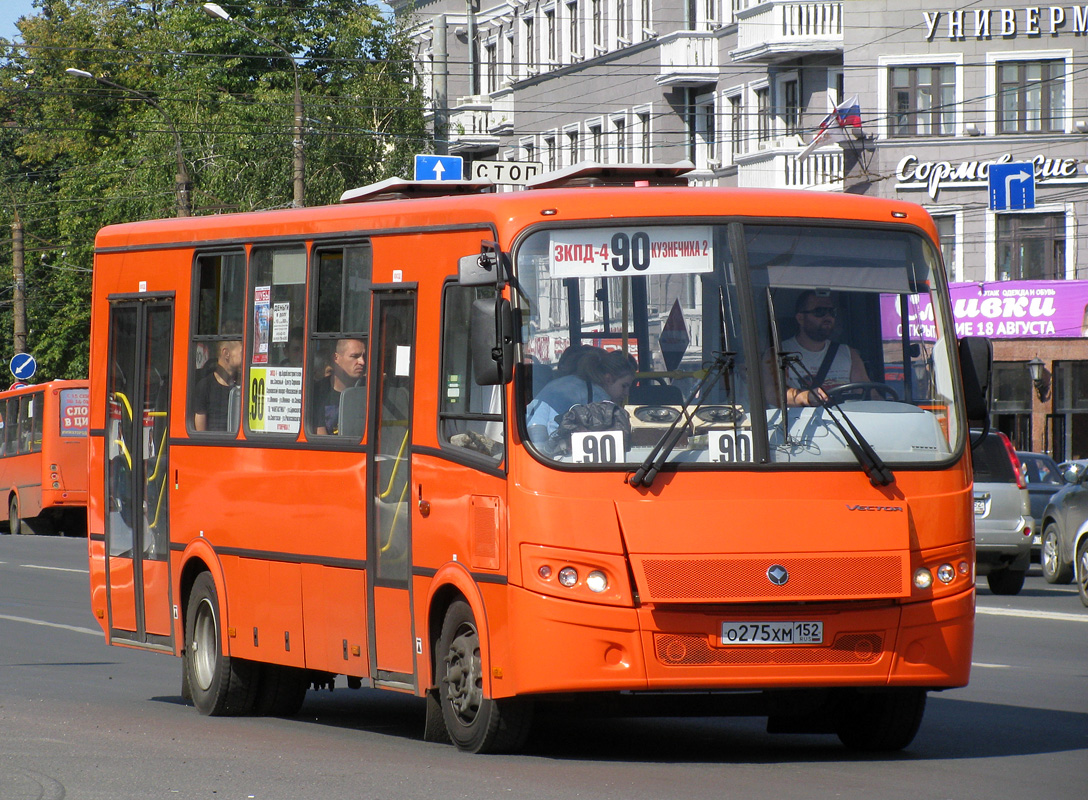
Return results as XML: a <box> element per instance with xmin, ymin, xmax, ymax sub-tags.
<box><xmin>798</xmin><ymin>94</ymin><xmax>862</xmax><ymax>161</ymax></box>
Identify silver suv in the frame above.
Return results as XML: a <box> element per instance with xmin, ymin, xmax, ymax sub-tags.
<box><xmin>972</xmin><ymin>431</ymin><xmax>1033</xmax><ymax>595</ymax></box>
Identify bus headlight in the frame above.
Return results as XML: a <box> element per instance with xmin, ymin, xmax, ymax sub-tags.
<box><xmin>586</xmin><ymin>570</ymin><xmax>609</xmax><ymax>593</ymax></box>
<box><xmin>936</xmin><ymin>563</ymin><xmax>956</xmax><ymax>584</ymax></box>
<box><xmin>913</xmin><ymin>568</ymin><xmax>933</xmax><ymax>589</ymax></box>
<box><xmin>558</xmin><ymin>567</ymin><xmax>579</xmax><ymax>587</ymax></box>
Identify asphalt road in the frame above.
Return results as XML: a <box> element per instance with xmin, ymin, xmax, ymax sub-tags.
<box><xmin>2</xmin><ymin>535</ymin><xmax>1086</xmax><ymax>800</ymax></box>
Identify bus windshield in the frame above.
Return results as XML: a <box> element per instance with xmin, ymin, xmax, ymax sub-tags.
<box><xmin>516</xmin><ymin>221</ymin><xmax>962</xmax><ymax>470</ymax></box>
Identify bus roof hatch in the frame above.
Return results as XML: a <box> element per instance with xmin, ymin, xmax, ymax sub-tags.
<box><xmin>339</xmin><ymin>177</ymin><xmax>496</xmax><ymax>204</ymax></box>
<box><xmin>526</xmin><ymin>160</ymin><xmax>695</xmax><ymax>190</ymax></box>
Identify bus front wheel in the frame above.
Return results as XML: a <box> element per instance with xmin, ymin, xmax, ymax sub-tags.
<box><xmin>835</xmin><ymin>688</ymin><xmax>926</xmax><ymax>752</ymax></box>
<box><xmin>184</xmin><ymin>572</ymin><xmax>259</xmax><ymax>716</ymax></box>
<box><xmin>436</xmin><ymin>600</ymin><xmax>532</xmax><ymax>753</ymax></box>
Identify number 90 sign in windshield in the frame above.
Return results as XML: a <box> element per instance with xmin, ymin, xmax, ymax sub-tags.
<box><xmin>549</xmin><ymin>226</ymin><xmax>714</xmax><ymax>278</ymax></box>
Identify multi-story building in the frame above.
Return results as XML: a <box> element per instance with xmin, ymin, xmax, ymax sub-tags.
<box><xmin>390</xmin><ymin>0</ymin><xmax>1088</xmax><ymax>458</ymax></box>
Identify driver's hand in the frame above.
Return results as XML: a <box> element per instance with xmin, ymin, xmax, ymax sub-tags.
<box><xmin>801</xmin><ymin>388</ymin><xmax>827</xmax><ymax>406</ymax></box>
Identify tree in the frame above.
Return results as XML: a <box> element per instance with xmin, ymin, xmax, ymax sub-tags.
<box><xmin>0</xmin><ymin>0</ymin><xmax>428</xmax><ymax>380</ymax></box>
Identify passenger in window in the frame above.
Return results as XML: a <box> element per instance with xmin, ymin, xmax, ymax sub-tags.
<box><xmin>312</xmin><ymin>338</ymin><xmax>367</xmax><ymax>435</ymax></box>
<box><xmin>525</xmin><ymin>347</ymin><xmax>635</xmax><ymax>446</ymax></box>
<box><xmin>770</xmin><ymin>290</ymin><xmax>871</xmax><ymax>406</ymax></box>
<box><xmin>193</xmin><ymin>340</ymin><xmax>243</xmax><ymax>431</ymax></box>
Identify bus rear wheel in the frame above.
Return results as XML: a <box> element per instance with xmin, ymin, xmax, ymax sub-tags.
<box><xmin>436</xmin><ymin>600</ymin><xmax>532</xmax><ymax>753</ymax></box>
<box><xmin>835</xmin><ymin>688</ymin><xmax>926</xmax><ymax>752</ymax></box>
<box><xmin>184</xmin><ymin>572</ymin><xmax>259</xmax><ymax>716</ymax></box>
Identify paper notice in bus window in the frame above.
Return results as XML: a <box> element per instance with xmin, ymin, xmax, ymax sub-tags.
<box><xmin>272</xmin><ymin>303</ymin><xmax>290</xmax><ymax>344</ymax></box>
<box><xmin>549</xmin><ymin>226</ymin><xmax>714</xmax><ymax>279</ymax></box>
<box><xmin>247</xmin><ymin>366</ymin><xmax>302</xmax><ymax>434</ymax></box>
<box><xmin>60</xmin><ymin>388</ymin><xmax>90</xmax><ymax>437</ymax></box>
<box><xmin>395</xmin><ymin>346</ymin><xmax>411</xmax><ymax>377</ymax></box>
<box><xmin>253</xmin><ymin>286</ymin><xmax>271</xmax><ymax>365</ymax></box>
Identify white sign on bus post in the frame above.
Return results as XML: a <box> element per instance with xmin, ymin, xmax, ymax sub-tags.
<box><xmin>472</xmin><ymin>160</ymin><xmax>544</xmax><ymax>185</ymax></box>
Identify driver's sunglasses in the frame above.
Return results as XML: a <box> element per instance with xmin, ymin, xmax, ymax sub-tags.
<box><xmin>803</xmin><ymin>306</ymin><xmax>837</xmax><ymax>318</ymax></box>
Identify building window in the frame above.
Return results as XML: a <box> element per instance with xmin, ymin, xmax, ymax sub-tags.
<box><xmin>486</xmin><ymin>42</ymin><xmax>498</xmax><ymax>94</ymax></box>
<box><xmin>617</xmin><ymin>0</ymin><xmax>629</xmax><ymax>42</ymax></box>
<box><xmin>641</xmin><ymin>0</ymin><xmax>653</xmax><ymax>39</ymax></box>
<box><xmin>592</xmin><ymin>0</ymin><xmax>605</xmax><ymax>52</ymax></box>
<box><xmin>635</xmin><ymin>109</ymin><xmax>651</xmax><ymax>162</ymax></box>
<box><xmin>544</xmin><ymin>134</ymin><xmax>558</xmax><ymax>170</ymax></box>
<box><xmin>694</xmin><ymin>92</ymin><xmax>717</xmax><ymax>167</ymax></box>
<box><xmin>566</xmin><ymin>127</ymin><xmax>580</xmax><ymax>165</ymax></box>
<box><xmin>525</xmin><ymin>16</ymin><xmax>535</xmax><ymax>75</ymax></box>
<box><xmin>781</xmin><ymin>78</ymin><xmax>799</xmax><ymax>136</ymax></box>
<box><xmin>546</xmin><ymin>9</ymin><xmax>557</xmax><ymax>63</ymax></box>
<box><xmin>932</xmin><ymin>215</ymin><xmax>956</xmax><ymax>279</ymax></box>
<box><xmin>612</xmin><ymin>115</ymin><xmax>627</xmax><ymax>163</ymax></box>
<box><xmin>506</xmin><ymin>33</ymin><xmax>515</xmax><ymax>83</ymax></box>
<box><xmin>998</xmin><ymin>60</ymin><xmax>1065</xmax><ymax>133</ymax></box>
<box><xmin>754</xmin><ymin>86</ymin><xmax>771</xmax><ymax>142</ymax></box>
<box><xmin>890</xmin><ymin>65</ymin><xmax>955</xmax><ymax>136</ymax></box>
<box><xmin>728</xmin><ymin>93</ymin><xmax>744</xmax><ymax>159</ymax></box>
<box><xmin>567</xmin><ymin>0</ymin><xmax>580</xmax><ymax>59</ymax></box>
<box><xmin>996</xmin><ymin>213</ymin><xmax>1065</xmax><ymax>280</ymax></box>
<box><xmin>589</xmin><ymin>122</ymin><xmax>604</xmax><ymax>162</ymax></box>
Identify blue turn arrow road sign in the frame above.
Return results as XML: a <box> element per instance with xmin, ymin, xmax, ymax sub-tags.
<box><xmin>414</xmin><ymin>155</ymin><xmax>464</xmax><ymax>181</ymax></box>
<box><xmin>9</xmin><ymin>353</ymin><xmax>37</xmax><ymax>381</ymax></box>
<box><xmin>989</xmin><ymin>162</ymin><xmax>1035</xmax><ymax>211</ymax></box>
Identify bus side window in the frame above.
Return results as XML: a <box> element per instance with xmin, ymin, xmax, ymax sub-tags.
<box><xmin>308</xmin><ymin>243</ymin><xmax>371</xmax><ymax>440</ymax></box>
<box><xmin>247</xmin><ymin>246</ymin><xmax>307</xmax><ymax>437</ymax></box>
<box><xmin>189</xmin><ymin>252</ymin><xmax>245</xmax><ymax>434</ymax></box>
<box><xmin>439</xmin><ymin>283</ymin><xmax>504</xmax><ymax>461</ymax></box>
<box><xmin>4</xmin><ymin>398</ymin><xmax>17</xmax><ymax>456</ymax></box>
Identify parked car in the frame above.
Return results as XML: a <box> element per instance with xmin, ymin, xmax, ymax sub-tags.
<box><xmin>972</xmin><ymin>431</ymin><xmax>1034</xmax><ymax>595</ymax></box>
<box><xmin>1057</xmin><ymin>459</ymin><xmax>1088</xmax><ymax>483</ymax></box>
<box><xmin>1017</xmin><ymin>451</ymin><xmax>1065</xmax><ymax>560</ymax></box>
<box><xmin>1038</xmin><ymin>463</ymin><xmax>1088</xmax><ymax>607</ymax></box>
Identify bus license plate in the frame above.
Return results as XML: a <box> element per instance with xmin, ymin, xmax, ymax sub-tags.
<box><xmin>721</xmin><ymin>621</ymin><xmax>823</xmax><ymax>645</ymax></box>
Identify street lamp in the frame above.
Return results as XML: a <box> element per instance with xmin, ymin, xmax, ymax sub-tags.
<box><xmin>202</xmin><ymin>2</ymin><xmax>305</xmax><ymax>208</ymax></box>
<box><xmin>66</xmin><ymin>68</ymin><xmax>191</xmax><ymax>217</ymax></box>
<box><xmin>1027</xmin><ymin>357</ymin><xmax>1050</xmax><ymax>401</ymax></box>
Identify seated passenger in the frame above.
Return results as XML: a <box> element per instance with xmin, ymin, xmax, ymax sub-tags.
<box><xmin>193</xmin><ymin>340</ymin><xmax>242</xmax><ymax>431</ymax></box>
<box><xmin>525</xmin><ymin>347</ymin><xmax>635</xmax><ymax>446</ymax></box>
<box><xmin>768</xmin><ymin>290</ymin><xmax>871</xmax><ymax>406</ymax></box>
<box><xmin>312</xmin><ymin>338</ymin><xmax>367</xmax><ymax>435</ymax></box>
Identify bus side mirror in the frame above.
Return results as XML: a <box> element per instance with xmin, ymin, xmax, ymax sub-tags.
<box><xmin>471</xmin><ymin>297</ymin><xmax>514</xmax><ymax>386</ymax></box>
<box><xmin>959</xmin><ymin>335</ymin><xmax>992</xmax><ymax>427</ymax></box>
<box><xmin>459</xmin><ymin>241</ymin><xmax>506</xmax><ymax>287</ymax></box>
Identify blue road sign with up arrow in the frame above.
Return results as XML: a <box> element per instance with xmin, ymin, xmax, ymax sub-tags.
<box><xmin>414</xmin><ymin>155</ymin><xmax>463</xmax><ymax>181</ymax></box>
<box><xmin>9</xmin><ymin>353</ymin><xmax>37</xmax><ymax>381</ymax></box>
<box><xmin>989</xmin><ymin>162</ymin><xmax>1035</xmax><ymax>211</ymax></box>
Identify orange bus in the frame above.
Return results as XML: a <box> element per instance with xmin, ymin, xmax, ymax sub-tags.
<box><xmin>0</xmin><ymin>379</ymin><xmax>89</xmax><ymax>536</ymax></box>
<box><xmin>87</xmin><ymin>164</ymin><xmax>991</xmax><ymax>753</ymax></box>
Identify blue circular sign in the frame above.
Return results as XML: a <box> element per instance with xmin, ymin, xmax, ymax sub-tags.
<box><xmin>9</xmin><ymin>353</ymin><xmax>37</xmax><ymax>381</ymax></box>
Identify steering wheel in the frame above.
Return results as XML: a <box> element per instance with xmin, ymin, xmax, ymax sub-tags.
<box><xmin>825</xmin><ymin>382</ymin><xmax>899</xmax><ymax>403</ymax></box>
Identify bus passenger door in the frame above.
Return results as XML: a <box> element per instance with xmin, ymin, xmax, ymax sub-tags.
<box><xmin>104</xmin><ymin>296</ymin><xmax>174</xmax><ymax>651</ymax></box>
<box><xmin>367</xmin><ymin>291</ymin><xmax>416</xmax><ymax>688</ymax></box>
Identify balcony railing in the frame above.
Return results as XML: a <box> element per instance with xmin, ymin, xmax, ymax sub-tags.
<box><xmin>657</xmin><ymin>30</ymin><xmax>719</xmax><ymax>87</ymax></box>
<box><xmin>447</xmin><ymin>93</ymin><xmax>514</xmax><ymax>153</ymax></box>
<box><xmin>734</xmin><ymin>142</ymin><xmax>844</xmax><ymax>190</ymax></box>
<box><xmin>732</xmin><ymin>1</ymin><xmax>843</xmax><ymax>63</ymax></box>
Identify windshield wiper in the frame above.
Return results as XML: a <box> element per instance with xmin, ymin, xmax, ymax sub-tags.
<box><xmin>781</xmin><ymin>358</ymin><xmax>895</xmax><ymax>487</ymax></box>
<box><xmin>628</xmin><ymin>350</ymin><xmax>734</xmax><ymax>489</ymax></box>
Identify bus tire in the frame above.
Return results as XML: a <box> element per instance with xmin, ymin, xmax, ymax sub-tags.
<box><xmin>255</xmin><ymin>665</ymin><xmax>308</xmax><ymax>717</ymax></box>
<box><xmin>835</xmin><ymin>688</ymin><xmax>926</xmax><ymax>752</ymax></box>
<box><xmin>436</xmin><ymin>600</ymin><xmax>532</xmax><ymax>753</ymax></box>
<box><xmin>9</xmin><ymin>496</ymin><xmax>22</xmax><ymax>535</ymax></box>
<box><xmin>185</xmin><ymin>572</ymin><xmax>259</xmax><ymax>716</ymax></box>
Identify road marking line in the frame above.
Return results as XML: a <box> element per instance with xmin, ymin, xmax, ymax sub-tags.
<box><xmin>976</xmin><ymin>606</ymin><xmax>1088</xmax><ymax>623</ymax></box>
<box><xmin>971</xmin><ymin>662</ymin><xmax>1011</xmax><ymax>669</ymax></box>
<box><xmin>0</xmin><ymin>613</ymin><xmax>101</xmax><ymax>637</ymax></box>
<box><xmin>21</xmin><ymin>564</ymin><xmax>88</xmax><ymax>574</ymax></box>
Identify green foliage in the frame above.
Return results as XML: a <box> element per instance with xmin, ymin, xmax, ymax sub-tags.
<box><xmin>0</xmin><ymin>0</ymin><xmax>429</xmax><ymax>380</ymax></box>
